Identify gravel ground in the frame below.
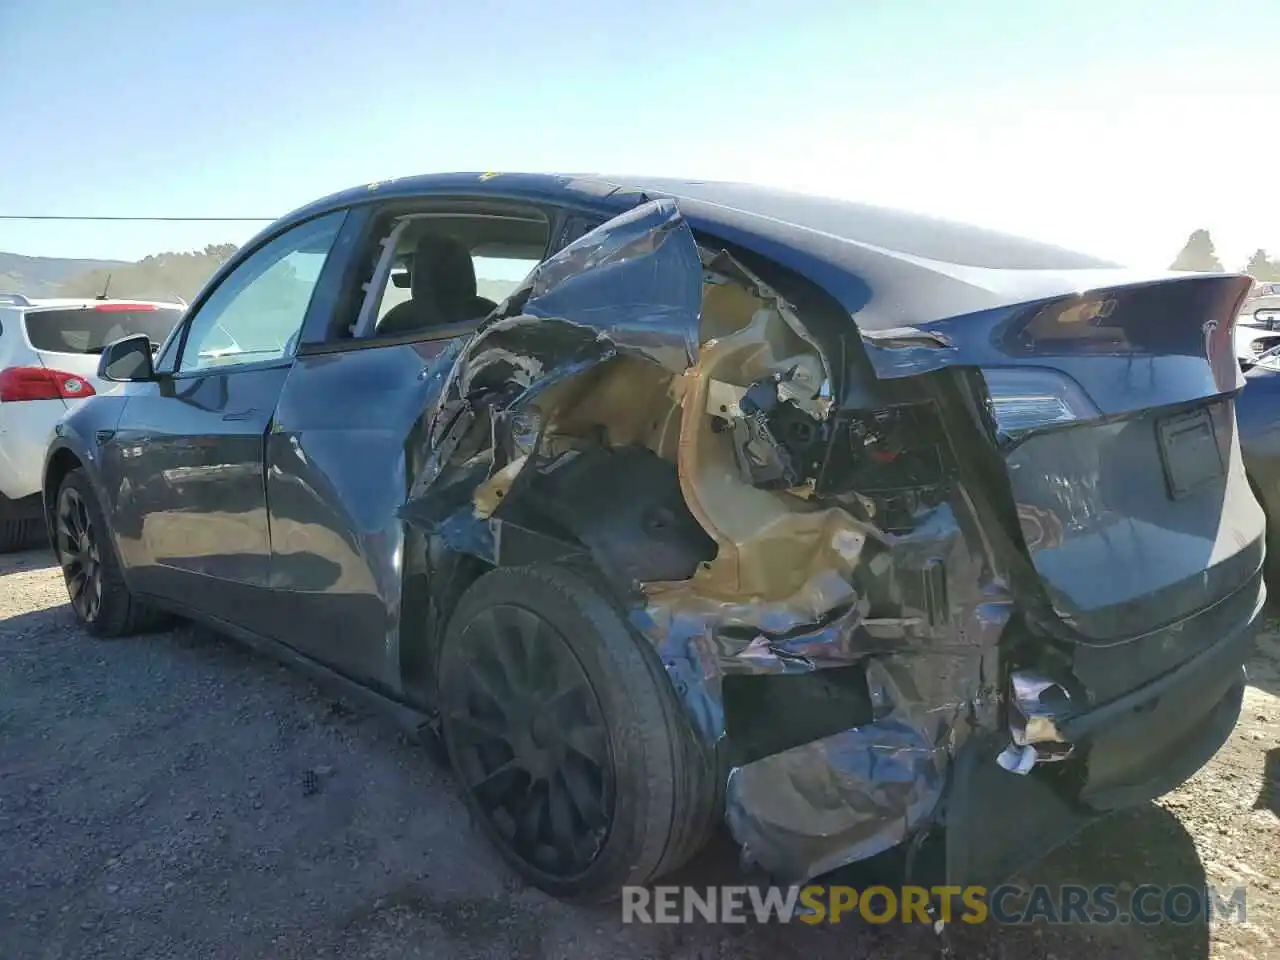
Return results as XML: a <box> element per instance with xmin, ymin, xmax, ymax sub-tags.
<box><xmin>1</xmin><ymin>546</ymin><xmax>1276</xmax><ymax>959</ymax></box>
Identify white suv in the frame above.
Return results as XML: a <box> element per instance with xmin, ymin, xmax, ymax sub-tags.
<box><xmin>0</xmin><ymin>294</ymin><xmax>184</xmax><ymax>551</ymax></box>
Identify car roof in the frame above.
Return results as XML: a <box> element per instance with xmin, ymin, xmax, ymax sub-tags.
<box><xmin>275</xmin><ymin>171</ymin><xmax>1116</xmax><ymax>272</ymax></box>
<box><xmin>3</xmin><ymin>297</ymin><xmax>183</xmax><ymax>311</ymax></box>
<box><xmin>232</xmin><ymin>171</ymin><xmax>1190</xmax><ymax>335</ymax></box>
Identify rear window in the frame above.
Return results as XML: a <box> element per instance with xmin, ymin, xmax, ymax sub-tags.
<box><xmin>24</xmin><ymin>306</ymin><xmax>183</xmax><ymax>354</ymax></box>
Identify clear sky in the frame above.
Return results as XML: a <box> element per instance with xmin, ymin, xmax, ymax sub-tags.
<box><xmin>2</xmin><ymin>0</ymin><xmax>1277</xmax><ymax>270</ymax></box>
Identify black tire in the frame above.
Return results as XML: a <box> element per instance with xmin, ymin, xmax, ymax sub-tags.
<box><xmin>0</xmin><ymin>518</ymin><xmax>43</xmax><ymax>553</ymax></box>
<box><xmin>53</xmin><ymin>468</ymin><xmax>164</xmax><ymax>637</ymax></box>
<box><xmin>437</xmin><ymin>563</ymin><xmax>718</xmax><ymax>903</ymax></box>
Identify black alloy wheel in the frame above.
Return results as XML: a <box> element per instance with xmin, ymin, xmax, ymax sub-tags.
<box><xmin>56</xmin><ymin>484</ymin><xmax>103</xmax><ymax>624</ymax></box>
<box><xmin>441</xmin><ymin>603</ymin><xmax>614</xmax><ymax>880</ymax></box>
<box><xmin>436</xmin><ymin>564</ymin><xmax>719</xmax><ymax>903</ymax></box>
<box><xmin>53</xmin><ymin>467</ymin><xmax>164</xmax><ymax>637</ymax></box>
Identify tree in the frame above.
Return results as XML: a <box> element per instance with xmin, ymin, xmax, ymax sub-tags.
<box><xmin>1170</xmin><ymin>229</ymin><xmax>1224</xmax><ymax>272</ymax></box>
<box><xmin>55</xmin><ymin>245</ymin><xmax>240</xmax><ymax>303</ymax></box>
<box><xmin>1242</xmin><ymin>248</ymin><xmax>1280</xmax><ymax>282</ymax></box>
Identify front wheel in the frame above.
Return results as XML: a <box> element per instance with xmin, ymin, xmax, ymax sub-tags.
<box><xmin>436</xmin><ymin>564</ymin><xmax>718</xmax><ymax>903</ymax></box>
<box><xmin>54</xmin><ymin>469</ymin><xmax>163</xmax><ymax>637</ymax></box>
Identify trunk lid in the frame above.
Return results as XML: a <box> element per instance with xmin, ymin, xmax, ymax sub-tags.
<box><xmin>882</xmin><ymin>273</ymin><xmax>1261</xmax><ymax>642</ymax></box>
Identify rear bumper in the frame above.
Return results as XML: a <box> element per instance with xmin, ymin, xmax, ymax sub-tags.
<box><xmin>945</xmin><ymin>574</ymin><xmax>1262</xmax><ymax>888</ymax></box>
<box><xmin>0</xmin><ymin>399</ymin><xmax>65</xmax><ymax>500</ymax></box>
<box><xmin>1065</xmin><ymin>583</ymin><xmax>1260</xmax><ymax>809</ymax></box>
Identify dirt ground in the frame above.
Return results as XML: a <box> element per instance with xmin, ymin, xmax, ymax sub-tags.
<box><xmin>1</xmin><ymin>546</ymin><xmax>1276</xmax><ymax>959</ymax></box>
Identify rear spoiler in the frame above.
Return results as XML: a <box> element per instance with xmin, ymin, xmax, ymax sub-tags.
<box><xmin>0</xmin><ymin>293</ymin><xmax>32</xmax><ymax>306</ymax></box>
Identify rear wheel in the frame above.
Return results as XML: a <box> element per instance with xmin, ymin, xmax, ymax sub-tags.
<box><xmin>0</xmin><ymin>518</ymin><xmax>43</xmax><ymax>553</ymax></box>
<box><xmin>436</xmin><ymin>564</ymin><xmax>717</xmax><ymax>902</ymax></box>
<box><xmin>54</xmin><ymin>469</ymin><xmax>163</xmax><ymax>637</ymax></box>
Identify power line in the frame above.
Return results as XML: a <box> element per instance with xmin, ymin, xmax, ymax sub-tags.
<box><xmin>0</xmin><ymin>215</ymin><xmax>276</xmax><ymax>222</ymax></box>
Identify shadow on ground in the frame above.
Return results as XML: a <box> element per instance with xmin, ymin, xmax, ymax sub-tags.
<box><xmin>656</xmin><ymin>802</ymin><xmax>1210</xmax><ymax>959</ymax></box>
<box><xmin>0</xmin><ymin>546</ymin><xmax>57</xmax><ymax>577</ymax></box>
<box><xmin>1258</xmin><ymin>747</ymin><xmax>1280</xmax><ymax>816</ymax></box>
<box><xmin>991</xmin><ymin>803</ymin><xmax>1212</xmax><ymax>959</ymax></box>
<box><xmin>2</xmin><ymin>555</ymin><xmax>1256</xmax><ymax>959</ymax></box>
<box><xmin>1249</xmin><ymin>622</ymin><xmax>1280</xmax><ymax>698</ymax></box>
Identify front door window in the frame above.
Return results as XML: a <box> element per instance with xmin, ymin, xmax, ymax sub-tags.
<box><xmin>179</xmin><ymin>212</ymin><xmax>346</xmax><ymax>372</ymax></box>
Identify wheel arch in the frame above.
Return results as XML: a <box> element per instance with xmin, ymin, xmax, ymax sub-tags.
<box><xmin>42</xmin><ymin>444</ymin><xmax>86</xmax><ymax>535</ymax></box>
<box><xmin>1245</xmin><ymin>469</ymin><xmax>1279</xmax><ymax>591</ymax></box>
<box><xmin>397</xmin><ymin>538</ymin><xmax>494</xmax><ymax>702</ymax></box>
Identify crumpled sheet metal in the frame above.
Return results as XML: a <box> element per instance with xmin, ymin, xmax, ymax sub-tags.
<box><xmin>700</xmin><ymin>247</ymin><xmax>835</xmax><ymax>395</ymax></box>
<box><xmin>406</xmin><ymin>197</ymin><xmax>706</xmax><ymax>507</ymax></box>
<box><xmin>403</xmin><ymin>406</ymin><xmax>1011</xmax><ymax>886</ymax></box>
<box><xmin>724</xmin><ymin>660</ymin><xmax>947</xmax><ymax>883</ymax></box>
<box><xmin>520</xmin><ymin>197</ymin><xmax>704</xmax><ymax>374</ymax></box>
<box><xmin>723</xmin><ymin>600</ymin><xmax>1009</xmax><ymax>883</ymax></box>
<box><xmin>1009</xmin><ymin>668</ymin><xmax>1075</xmax><ymax>752</ymax></box>
<box><xmin>396</xmin><ymin>194</ymin><xmax>1014</xmax><ymax>886</ymax></box>
<box><xmin>404</xmin><ymin>420</ymin><xmax>1011</xmax><ymax>885</ymax></box>
<box><xmin>634</xmin><ymin>495</ymin><xmax>1012</xmax><ymax>884</ymax></box>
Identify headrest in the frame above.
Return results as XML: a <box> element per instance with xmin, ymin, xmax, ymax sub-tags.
<box><xmin>411</xmin><ymin>233</ymin><xmax>477</xmax><ymax>313</ymax></box>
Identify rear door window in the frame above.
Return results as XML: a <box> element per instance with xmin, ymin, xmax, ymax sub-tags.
<box><xmin>24</xmin><ymin>305</ymin><xmax>184</xmax><ymax>354</ymax></box>
<box><xmin>359</xmin><ymin>210</ymin><xmax>550</xmax><ymax>339</ymax></box>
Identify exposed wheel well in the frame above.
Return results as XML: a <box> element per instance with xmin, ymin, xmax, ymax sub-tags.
<box><xmin>42</xmin><ymin>448</ymin><xmax>84</xmax><ymax>530</ymax></box>
<box><xmin>397</xmin><ymin>541</ymin><xmax>493</xmax><ymax>704</ymax></box>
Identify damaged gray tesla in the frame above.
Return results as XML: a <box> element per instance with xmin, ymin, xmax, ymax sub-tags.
<box><xmin>42</xmin><ymin>174</ymin><xmax>1265</xmax><ymax>903</ymax></box>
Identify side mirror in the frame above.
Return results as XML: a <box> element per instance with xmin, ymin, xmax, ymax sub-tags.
<box><xmin>98</xmin><ymin>334</ymin><xmax>156</xmax><ymax>382</ymax></box>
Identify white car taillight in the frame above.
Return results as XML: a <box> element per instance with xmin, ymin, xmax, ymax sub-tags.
<box><xmin>982</xmin><ymin>367</ymin><xmax>1100</xmax><ymax>436</ymax></box>
<box><xmin>0</xmin><ymin>366</ymin><xmax>97</xmax><ymax>402</ymax></box>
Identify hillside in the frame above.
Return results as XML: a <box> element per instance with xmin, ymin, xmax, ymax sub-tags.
<box><xmin>0</xmin><ymin>245</ymin><xmax>238</xmax><ymax>304</ymax></box>
<box><xmin>54</xmin><ymin>245</ymin><xmax>238</xmax><ymax>304</ymax></box>
<box><xmin>0</xmin><ymin>252</ymin><xmax>131</xmax><ymax>297</ymax></box>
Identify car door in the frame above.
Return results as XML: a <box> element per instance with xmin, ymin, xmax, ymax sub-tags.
<box><xmin>113</xmin><ymin>211</ymin><xmax>347</xmax><ymax>625</ymax></box>
<box><xmin>262</xmin><ymin>200</ymin><xmax>553</xmax><ymax>686</ymax></box>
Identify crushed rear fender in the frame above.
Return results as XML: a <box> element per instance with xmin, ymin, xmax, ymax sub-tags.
<box><xmin>396</xmin><ymin>197</ymin><xmax>1254</xmax><ymax>888</ymax></box>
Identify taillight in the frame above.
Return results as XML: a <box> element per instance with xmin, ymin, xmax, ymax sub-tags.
<box><xmin>0</xmin><ymin>366</ymin><xmax>96</xmax><ymax>402</ymax></box>
<box><xmin>982</xmin><ymin>367</ymin><xmax>1100</xmax><ymax>436</ymax></box>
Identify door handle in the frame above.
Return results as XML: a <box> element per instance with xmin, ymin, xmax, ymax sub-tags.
<box><xmin>221</xmin><ymin>408</ymin><xmax>257</xmax><ymax>422</ymax></box>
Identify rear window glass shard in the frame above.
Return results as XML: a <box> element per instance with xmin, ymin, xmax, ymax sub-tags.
<box><xmin>515</xmin><ymin>198</ymin><xmax>704</xmax><ymax>374</ymax></box>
